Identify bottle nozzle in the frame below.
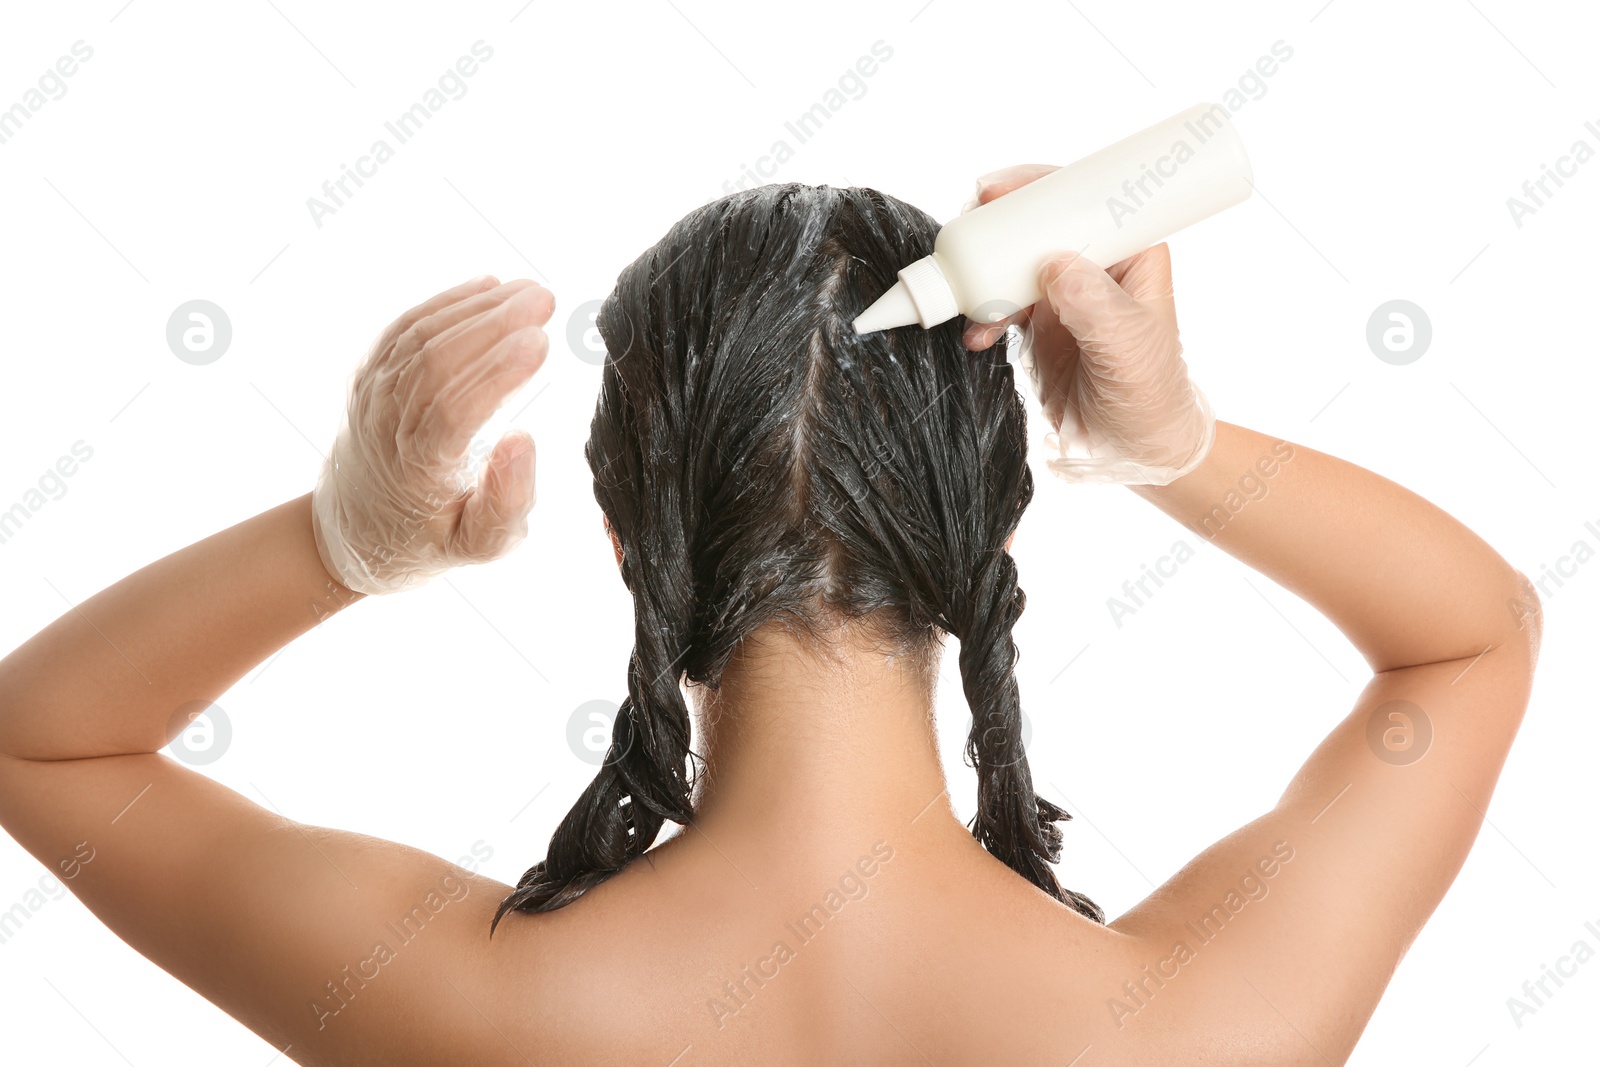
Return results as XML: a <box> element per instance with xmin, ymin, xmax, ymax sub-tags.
<box><xmin>853</xmin><ymin>254</ymin><xmax>960</xmax><ymax>335</ymax></box>
<box><xmin>852</xmin><ymin>280</ymin><xmax>919</xmax><ymax>334</ymax></box>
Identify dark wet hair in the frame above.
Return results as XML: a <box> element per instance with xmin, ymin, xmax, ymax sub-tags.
<box><xmin>493</xmin><ymin>183</ymin><xmax>1102</xmax><ymax>930</ymax></box>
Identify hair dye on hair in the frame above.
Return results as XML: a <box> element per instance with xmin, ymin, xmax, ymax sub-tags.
<box><xmin>492</xmin><ymin>183</ymin><xmax>1102</xmax><ymax>932</ymax></box>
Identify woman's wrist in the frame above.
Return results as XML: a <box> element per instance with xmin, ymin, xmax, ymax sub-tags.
<box><xmin>304</xmin><ymin>492</ymin><xmax>367</xmax><ymax>622</ymax></box>
<box><xmin>1127</xmin><ymin>418</ymin><xmax>1252</xmax><ymax>514</ymax></box>
<box><xmin>1043</xmin><ymin>382</ymin><xmax>1217</xmax><ymax>487</ymax></box>
<box><xmin>1142</xmin><ymin>381</ymin><xmax>1218</xmax><ymax>487</ymax></box>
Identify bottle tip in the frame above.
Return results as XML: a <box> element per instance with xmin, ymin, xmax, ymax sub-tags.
<box><xmin>852</xmin><ymin>280</ymin><xmax>919</xmax><ymax>335</ymax></box>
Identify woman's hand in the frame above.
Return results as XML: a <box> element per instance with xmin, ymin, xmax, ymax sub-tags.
<box><xmin>959</xmin><ymin>165</ymin><xmax>1215</xmax><ymax>486</ymax></box>
<box><xmin>312</xmin><ymin>275</ymin><xmax>554</xmax><ymax>595</ymax></box>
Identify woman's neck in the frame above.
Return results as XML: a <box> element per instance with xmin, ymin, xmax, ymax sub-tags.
<box><xmin>684</xmin><ymin>621</ymin><xmax>969</xmax><ymax>850</ymax></box>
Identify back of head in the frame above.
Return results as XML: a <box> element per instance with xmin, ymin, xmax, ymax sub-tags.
<box><xmin>494</xmin><ymin>183</ymin><xmax>1102</xmax><ymax>929</ymax></box>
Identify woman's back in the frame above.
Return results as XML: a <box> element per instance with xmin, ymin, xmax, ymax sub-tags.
<box><xmin>490</xmin><ymin>813</ymin><xmax>1134</xmax><ymax>1065</ymax></box>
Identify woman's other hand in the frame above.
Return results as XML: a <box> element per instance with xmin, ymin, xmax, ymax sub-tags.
<box><xmin>312</xmin><ymin>276</ymin><xmax>553</xmax><ymax>594</ymax></box>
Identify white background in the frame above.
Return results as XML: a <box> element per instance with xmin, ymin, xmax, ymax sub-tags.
<box><xmin>0</xmin><ymin>0</ymin><xmax>1595</xmax><ymax>1062</ymax></box>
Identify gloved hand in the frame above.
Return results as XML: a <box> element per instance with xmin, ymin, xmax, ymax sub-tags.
<box><xmin>311</xmin><ymin>275</ymin><xmax>552</xmax><ymax>595</ymax></box>
<box><xmin>959</xmin><ymin>164</ymin><xmax>1216</xmax><ymax>487</ymax></box>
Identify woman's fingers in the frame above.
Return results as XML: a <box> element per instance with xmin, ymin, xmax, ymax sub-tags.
<box><xmin>409</xmin><ymin>279</ymin><xmax>550</xmax><ymax>356</ymax></box>
<box><xmin>379</xmin><ymin>279</ymin><xmax>544</xmax><ymax>373</ymax></box>
<box><xmin>960</xmin><ymin>243</ymin><xmax>1169</xmax><ymax>350</ymax></box>
<box><xmin>1105</xmin><ymin>243</ymin><xmax>1176</xmax><ymax>328</ymax></box>
<box><xmin>392</xmin><ymin>282</ymin><xmax>553</xmax><ymax>457</ymax></box>
<box><xmin>1038</xmin><ymin>251</ymin><xmax>1149</xmax><ymax>355</ymax></box>
<box><xmin>964</xmin><ymin>247</ymin><xmax>1172</xmax><ymax>353</ymax></box>
<box><xmin>375</xmin><ymin>274</ymin><xmax>500</xmax><ymax>355</ymax></box>
<box><xmin>968</xmin><ymin>163</ymin><xmax>1059</xmax><ymax>211</ymax></box>
<box><xmin>454</xmin><ymin>430</ymin><xmax>537</xmax><ymax>561</ymax></box>
<box><xmin>426</xmin><ymin>282</ymin><xmax>554</xmax><ymax>363</ymax></box>
<box><xmin>406</xmin><ymin>322</ymin><xmax>550</xmax><ymax>463</ymax></box>
<box><xmin>962</xmin><ymin>308</ymin><xmax>1030</xmax><ymax>351</ymax></box>
<box><xmin>1105</xmin><ymin>243</ymin><xmax>1173</xmax><ymax>303</ymax></box>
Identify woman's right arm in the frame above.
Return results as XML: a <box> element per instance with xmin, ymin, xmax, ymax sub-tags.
<box><xmin>1109</xmin><ymin>420</ymin><xmax>1540</xmax><ymax>1061</ymax></box>
<box><xmin>968</xmin><ymin>161</ymin><xmax>1542</xmax><ymax>1059</ymax></box>
<box><xmin>1131</xmin><ymin>420</ymin><xmax>1535</xmax><ymax>673</ymax></box>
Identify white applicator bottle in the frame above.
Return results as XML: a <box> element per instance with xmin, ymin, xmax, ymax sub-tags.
<box><xmin>852</xmin><ymin>102</ymin><xmax>1254</xmax><ymax>334</ymax></box>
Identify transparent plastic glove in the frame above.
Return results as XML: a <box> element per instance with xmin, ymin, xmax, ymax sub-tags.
<box><xmin>311</xmin><ymin>276</ymin><xmax>553</xmax><ymax>595</ymax></box>
<box><xmin>960</xmin><ymin>165</ymin><xmax>1215</xmax><ymax>487</ymax></box>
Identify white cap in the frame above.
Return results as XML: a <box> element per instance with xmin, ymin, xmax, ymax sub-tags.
<box><xmin>852</xmin><ymin>254</ymin><xmax>959</xmax><ymax>334</ymax></box>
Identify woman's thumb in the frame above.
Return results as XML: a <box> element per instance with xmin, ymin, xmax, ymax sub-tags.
<box><xmin>455</xmin><ymin>430</ymin><xmax>536</xmax><ymax>561</ymax></box>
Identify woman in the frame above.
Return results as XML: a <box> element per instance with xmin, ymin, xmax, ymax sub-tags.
<box><xmin>0</xmin><ymin>175</ymin><xmax>1540</xmax><ymax>1065</ymax></box>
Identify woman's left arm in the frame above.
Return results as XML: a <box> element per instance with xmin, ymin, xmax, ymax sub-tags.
<box><xmin>0</xmin><ymin>493</ymin><xmax>359</xmax><ymax>764</ymax></box>
<box><xmin>0</xmin><ymin>276</ymin><xmax>552</xmax><ymax>1064</ymax></box>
